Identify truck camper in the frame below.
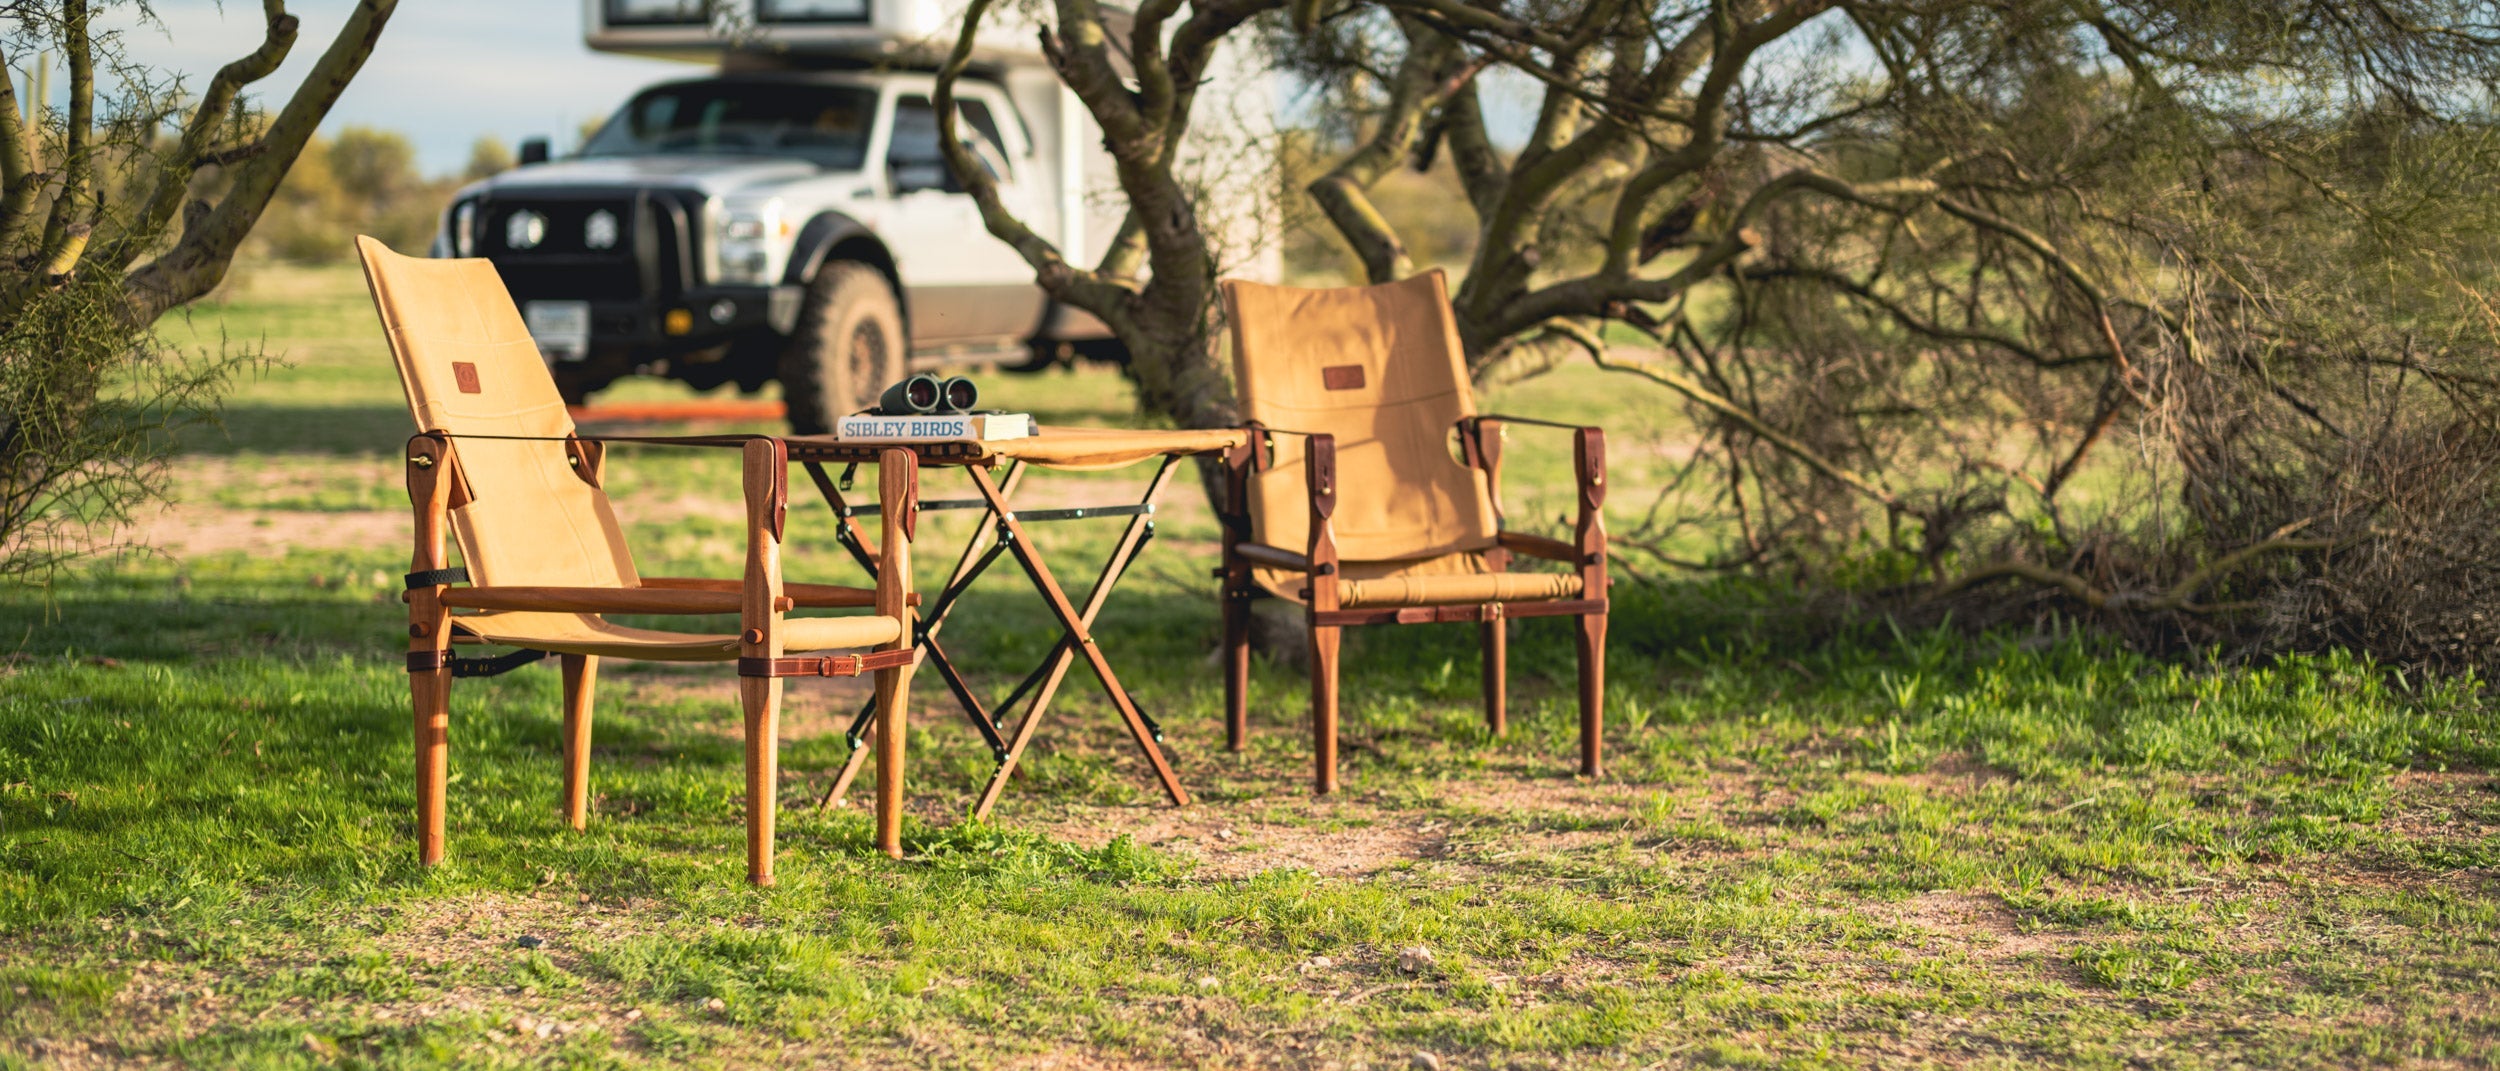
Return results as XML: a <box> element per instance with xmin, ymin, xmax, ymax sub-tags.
<box><xmin>434</xmin><ymin>0</ymin><xmax>1275</xmax><ymax>431</ymax></box>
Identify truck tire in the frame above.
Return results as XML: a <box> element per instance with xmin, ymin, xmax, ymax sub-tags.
<box><xmin>779</xmin><ymin>262</ymin><xmax>906</xmax><ymax>435</ymax></box>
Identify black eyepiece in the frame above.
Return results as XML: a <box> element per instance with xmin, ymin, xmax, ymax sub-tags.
<box><xmin>877</xmin><ymin>373</ymin><xmax>947</xmax><ymax>415</ymax></box>
<box><xmin>941</xmin><ymin>376</ymin><xmax>979</xmax><ymax>412</ymax></box>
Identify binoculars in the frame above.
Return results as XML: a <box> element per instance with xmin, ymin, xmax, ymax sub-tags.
<box><xmin>876</xmin><ymin>373</ymin><xmax>979</xmax><ymax>415</ymax></box>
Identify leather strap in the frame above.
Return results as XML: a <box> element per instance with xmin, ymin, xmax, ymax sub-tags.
<box><xmin>406</xmin><ymin>648</ymin><xmax>550</xmax><ymax>677</ymax></box>
<box><xmin>738</xmin><ymin>649</ymin><xmax>918</xmax><ymax>678</ymax></box>
<box><xmin>404</xmin><ymin>566</ymin><xmax>470</xmax><ymax>589</ymax></box>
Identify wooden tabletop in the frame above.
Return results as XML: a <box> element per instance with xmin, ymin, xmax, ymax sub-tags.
<box><xmin>787</xmin><ymin>425</ymin><xmax>1247</xmax><ymax>470</ymax></box>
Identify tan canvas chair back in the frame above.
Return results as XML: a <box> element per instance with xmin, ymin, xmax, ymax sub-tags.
<box><xmin>1222</xmin><ymin>270</ymin><xmax>1497</xmax><ymax>565</ymax></box>
<box><xmin>357</xmin><ymin>235</ymin><xmax>640</xmax><ymax>590</ymax></box>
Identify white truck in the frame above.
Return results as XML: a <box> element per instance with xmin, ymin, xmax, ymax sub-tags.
<box><xmin>433</xmin><ymin>0</ymin><xmax>1274</xmax><ymax>432</ymax></box>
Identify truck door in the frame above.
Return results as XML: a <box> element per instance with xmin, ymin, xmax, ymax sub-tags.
<box><xmin>880</xmin><ymin>90</ymin><xmax>1048</xmax><ymax>349</ymax></box>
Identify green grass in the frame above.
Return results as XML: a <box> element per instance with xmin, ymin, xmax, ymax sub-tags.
<box><xmin>2</xmin><ymin>265</ymin><xmax>2498</xmax><ymax>1067</ymax></box>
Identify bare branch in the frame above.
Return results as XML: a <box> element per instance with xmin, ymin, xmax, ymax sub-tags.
<box><xmin>0</xmin><ymin>42</ymin><xmax>38</xmax><ymax>252</ymax></box>
<box><xmin>98</xmin><ymin>0</ymin><xmax>298</xmax><ymax>272</ymax></box>
<box><xmin>935</xmin><ymin>0</ymin><xmax>1137</xmax><ymax>328</ymax></box>
<box><xmin>1544</xmin><ymin>316</ymin><xmax>1907</xmax><ymax>511</ymax></box>
<box><xmin>1308</xmin><ymin>27</ymin><xmax>1477</xmax><ymax>282</ymax></box>
<box><xmin>123</xmin><ymin>0</ymin><xmax>399</xmax><ymax>323</ymax></box>
<box><xmin>35</xmin><ymin>0</ymin><xmax>94</xmax><ymax>272</ymax></box>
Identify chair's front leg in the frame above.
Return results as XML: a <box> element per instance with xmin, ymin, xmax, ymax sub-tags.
<box><xmin>738</xmin><ymin>439</ymin><xmax>789</xmax><ymax>886</ymax></box>
<box><xmin>1574</xmin><ymin>428</ymin><xmax>1608</xmax><ymax>779</ymax></box>
<box><xmin>404</xmin><ymin>434</ymin><xmax>455</xmax><ymax>867</ymax></box>
<box><xmin>1305</xmin><ymin>434</ymin><xmax>1342</xmax><ymax>795</ymax></box>
<box><xmin>871</xmin><ymin>448</ymin><xmax>920</xmax><ymax>859</ymax></box>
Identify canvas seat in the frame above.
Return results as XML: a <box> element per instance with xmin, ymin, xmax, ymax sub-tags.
<box><xmin>359</xmin><ymin>235</ymin><xmax>922</xmax><ymax>884</ymax></box>
<box><xmin>449</xmin><ymin>611</ymin><xmax>902</xmax><ymax>661</ymax></box>
<box><xmin>1252</xmin><ymin>549</ymin><xmax>1585</xmax><ymax>608</ymax></box>
<box><xmin>1219</xmin><ymin>271</ymin><xmax>1610</xmax><ymax>792</ymax></box>
<box><xmin>1333</xmin><ymin>561</ymin><xmax>1583</xmax><ymax>608</ymax></box>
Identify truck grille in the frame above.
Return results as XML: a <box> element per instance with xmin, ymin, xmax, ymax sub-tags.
<box><xmin>469</xmin><ymin>188</ymin><xmax>706</xmax><ymax>302</ymax></box>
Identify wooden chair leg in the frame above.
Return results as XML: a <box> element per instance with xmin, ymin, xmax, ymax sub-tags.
<box><xmin>1576</xmin><ymin>611</ymin><xmax>1606</xmax><ymax>778</ymax></box>
<box><xmin>560</xmin><ymin>654</ymin><xmax>597</xmax><ymax>831</ymax></box>
<box><xmin>413</xmin><ymin>668</ymin><xmax>450</xmax><ymax>866</ymax></box>
<box><xmin>1223</xmin><ymin>596</ymin><xmax>1250</xmax><ymax>752</ymax></box>
<box><xmin>1481</xmin><ymin>616</ymin><xmax>1508</xmax><ymax>736</ymax></box>
<box><xmin>871</xmin><ymin>656</ymin><xmax>911</xmax><ymax>859</ymax></box>
<box><xmin>741</xmin><ymin>675</ymin><xmax>782</xmax><ymax>886</ymax></box>
<box><xmin>1311</xmin><ymin>621</ymin><xmax>1341</xmax><ymax>795</ymax></box>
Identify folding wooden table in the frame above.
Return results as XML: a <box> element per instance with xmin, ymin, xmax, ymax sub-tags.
<box><xmin>782</xmin><ymin>426</ymin><xmax>1247</xmax><ymax>819</ymax></box>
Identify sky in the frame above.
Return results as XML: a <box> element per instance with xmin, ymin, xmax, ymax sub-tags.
<box><xmin>89</xmin><ymin>0</ymin><xmax>694</xmax><ymax>175</ymax></box>
<box><xmin>63</xmin><ymin>1</ymin><xmax>1561</xmax><ymax>177</ymax></box>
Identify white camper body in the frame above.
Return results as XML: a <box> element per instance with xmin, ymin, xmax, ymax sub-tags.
<box><xmin>432</xmin><ymin>0</ymin><xmax>1275</xmax><ymax>431</ymax></box>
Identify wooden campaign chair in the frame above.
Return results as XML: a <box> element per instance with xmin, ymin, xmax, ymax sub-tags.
<box><xmin>1218</xmin><ymin>270</ymin><xmax>1609</xmax><ymax>793</ymax></box>
<box><xmin>358</xmin><ymin>236</ymin><xmax>921</xmax><ymax>884</ymax></box>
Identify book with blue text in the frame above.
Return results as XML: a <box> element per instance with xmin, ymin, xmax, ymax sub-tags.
<box><xmin>834</xmin><ymin>412</ymin><xmax>1033</xmax><ymax>442</ymax></box>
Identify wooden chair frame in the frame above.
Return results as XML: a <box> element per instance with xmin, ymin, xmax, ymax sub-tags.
<box><xmin>1219</xmin><ymin>416</ymin><xmax>1609</xmax><ymax>793</ymax></box>
<box><xmin>403</xmin><ymin>433</ymin><xmax>921</xmax><ymax>883</ymax></box>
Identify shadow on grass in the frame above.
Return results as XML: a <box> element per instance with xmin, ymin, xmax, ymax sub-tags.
<box><xmin>178</xmin><ymin>404</ymin><xmax>413</xmax><ymax>456</ymax></box>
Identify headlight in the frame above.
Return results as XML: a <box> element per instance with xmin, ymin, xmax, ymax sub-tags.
<box><xmin>711</xmin><ymin>198</ymin><xmax>790</xmax><ymax>285</ymax></box>
<box><xmin>451</xmin><ymin>201</ymin><xmax>476</xmax><ymax>257</ymax></box>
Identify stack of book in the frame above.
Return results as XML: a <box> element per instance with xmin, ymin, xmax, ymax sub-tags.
<box><xmin>834</xmin><ymin>411</ymin><xmax>1034</xmax><ymax>442</ymax></box>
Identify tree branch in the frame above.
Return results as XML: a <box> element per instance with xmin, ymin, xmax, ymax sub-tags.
<box><xmin>0</xmin><ymin>43</ymin><xmax>38</xmax><ymax>253</ymax></box>
<box><xmin>936</xmin><ymin>0</ymin><xmax>1137</xmax><ymax>330</ymax></box>
<box><xmin>122</xmin><ymin>0</ymin><xmax>399</xmax><ymax>324</ymax></box>
<box><xmin>98</xmin><ymin>0</ymin><xmax>298</xmax><ymax>272</ymax></box>
<box><xmin>1544</xmin><ymin>316</ymin><xmax>1907</xmax><ymax>512</ymax></box>
<box><xmin>1308</xmin><ymin>27</ymin><xmax>1476</xmax><ymax>282</ymax></box>
<box><xmin>35</xmin><ymin>0</ymin><xmax>94</xmax><ymax>273</ymax></box>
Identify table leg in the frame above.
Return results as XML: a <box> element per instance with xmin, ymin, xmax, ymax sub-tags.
<box><xmin>966</xmin><ymin>461</ymin><xmax>1189</xmax><ymax>815</ymax></box>
<box><xmin>814</xmin><ymin>462</ymin><xmax>1024</xmax><ymax>810</ymax></box>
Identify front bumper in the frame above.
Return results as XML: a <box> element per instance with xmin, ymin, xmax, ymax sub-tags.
<box><xmin>521</xmin><ymin>285</ymin><xmax>806</xmax><ymax>359</ymax></box>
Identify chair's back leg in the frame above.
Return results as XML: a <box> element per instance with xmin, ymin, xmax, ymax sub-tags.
<box><xmin>1223</xmin><ymin>599</ymin><xmax>1251</xmax><ymax>752</ymax></box>
<box><xmin>560</xmin><ymin>654</ymin><xmax>598</xmax><ymax>831</ymax></box>
<box><xmin>1482</xmin><ymin>612</ymin><xmax>1508</xmax><ymax>737</ymax></box>
<box><xmin>1482</xmin><ymin>620</ymin><xmax>1509</xmax><ymax>735</ymax></box>
<box><xmin>1221</xmin><ymin>439</ymin><xmax>1253</xmax><ymax>752</ymax></box>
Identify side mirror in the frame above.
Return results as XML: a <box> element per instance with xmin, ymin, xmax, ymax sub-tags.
<box><xmin>518</xmin><ymin>137</ymin><xmax>551</xmax><ymax>166</ymax></box>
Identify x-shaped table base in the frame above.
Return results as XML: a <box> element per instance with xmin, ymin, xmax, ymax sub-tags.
<box><xmin>803</xmin><ymin>457</ymin><xmax>1191</xmax><ymax>819</ymax></box>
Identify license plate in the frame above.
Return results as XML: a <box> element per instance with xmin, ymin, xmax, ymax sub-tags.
<box><xmin>524</xmin><ymin>301</ymin><xmax>591</xmax><ymax>362</ymax></box>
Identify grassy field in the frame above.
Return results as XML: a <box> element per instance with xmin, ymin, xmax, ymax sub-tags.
<box><xmin>2</xmin><ymin>265</ymin><xmax>2498</xmax><ymax>1069</ymax></box>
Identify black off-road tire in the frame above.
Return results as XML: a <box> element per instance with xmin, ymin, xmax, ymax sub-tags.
<box><xmin>779</xmin><ymin>262</ymin><xmax>906</xmax><ymax>435</ymax></box>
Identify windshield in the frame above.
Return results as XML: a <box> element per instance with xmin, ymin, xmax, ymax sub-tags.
<box><xmin>580</xmin><ymin>81</ymin><xmax>876</xmax><ymax>169</ymax></box>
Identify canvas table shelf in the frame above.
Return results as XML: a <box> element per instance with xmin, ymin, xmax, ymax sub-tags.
<box><xmin>785</xmin><ymin>426</ymin><xmax>1246</xmax><ymax>819</ymax></box>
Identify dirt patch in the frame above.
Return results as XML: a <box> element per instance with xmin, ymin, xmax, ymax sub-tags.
<box><xmin>1863</xmin><ymin>890</ymin><xmax>2078</xmax><ymax>961</ymax></box>
<box><xmin>117</xmin><ymin>501</ymin><xmax>405</xmax><ymax>558</ymax></box>
<box><xmin>2381</xmin><ymin>770</ymin><xmax>2500</xmax><ymax>841</ymax></box>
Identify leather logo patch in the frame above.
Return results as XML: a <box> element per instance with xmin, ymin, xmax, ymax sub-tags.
<box><xmin>1322</xmin><ymin>365</ymin><xmax>1366</xmax><ymax>391</ymax></box>
<box><xmin>452</xmin><ymin>362</ymin><xmax>481</xmax><ymax>394</ymax></box>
